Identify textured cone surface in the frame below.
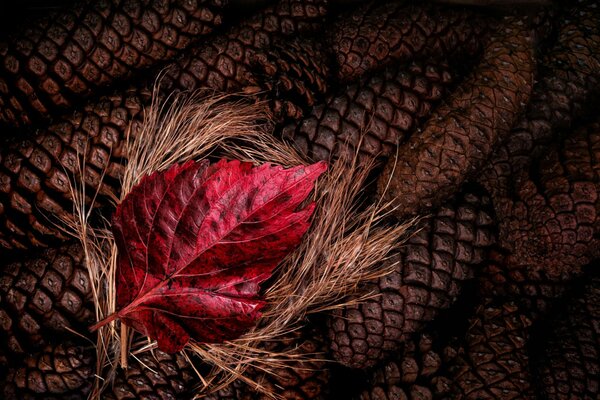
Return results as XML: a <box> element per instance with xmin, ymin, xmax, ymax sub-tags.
<box><xmin>102</xmin><ymin>349</ymin><xmax>196</xmax><ymax>399</ymax></box>
<box><xmin>205</xmin><ymin>328</ymin><xmax>329</xmax><ymax>399</ymax></box>
<box><xmin>2</xmin><ymin>342</ymin><xmax>94</xmax><ymax>400</ymax></box>
<box><xmin>0</xmin><ymin>89</ymin><xmax>147</xmax><ymax>250</ymax></box>
<box><xmin>0</xmin><ymin>242</ymin><xmax>94</xmax><ymax>359</ymax></box>
<box><xmin>327</xmin><ymin>2</ymin><xmax>493</xmax><ymax>82</ymax></box>
<box><xmin>377</xmin><ymin>16</ymin><xmax>535</xmax><ymax>219</ymax></box>
<box><xmin>247</xmin><ymin>37</ymin><xmax>330</xmax><ymax>124</ymax></box>
<box><xmin>282</xmin><ymin>62</ymin><xmax>454</xmax><ymax>164</ymax></box>
<box><xmin>443</xmin><ymin>300</ymin><xmax>534</xmax><ymax>399</ymax></box>
<box><xmin>360</xmin><ymin>333</ymin><xmax>452</xmax><ymax>400</ymax></box>
<box><xmin>480</xmin><ymin>120</ymin><xmax>600</xmax><ymax>318</ymax></box>
<box><xmin>160</xmin><ymin>11</ymin><xmax>331</xmax><ymax>122</ymax></box>
<box><xmin>479</xmin><ymin>0</ymin><xmax>600</xmax><ymax>201</ymax></box>
<box><xmin>0</xmin><ymin>0</ymin><xmax>226</xmax><ymax>127</ymax></box>
<box><xmin>533</xmin><ymin>275</ymin><xmax>600</xmax><ymax>400</ymax></box>
<box><xmin>328</xmin><ymin>185</ymin><xmax>496</xmax><ymax>369</ymax></box>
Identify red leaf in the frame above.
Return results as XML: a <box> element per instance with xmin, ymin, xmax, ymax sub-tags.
<box><xmin>92</xmin><ymin>159</ymin><xmax>326</xmax><ymax>353</ymax></box>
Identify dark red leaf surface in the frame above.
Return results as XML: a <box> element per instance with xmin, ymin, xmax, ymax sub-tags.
<box><xmin>93</xmin><ymin>159</ymin><xmax>326</xmax><ymax>353</ymax></box>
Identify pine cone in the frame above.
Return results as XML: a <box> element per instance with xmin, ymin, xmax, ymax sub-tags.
<box><xmin>442</xmin><ymin>300</ymin><xmax>535</xmax><ymax>399</ymax></box>
<box><xmin>328</xmin><ymin>185</ymin><xmax>496</xmax><ymax>369</ymax></box>
<box><xmin>241</xmin><ymin>0</ymin><xmax>327</xmax><ymax>36</ymax></box>
<box><xmin>0</xmin><ymin>89</ymin><xmax>147</xmax><ymax>249</ymax></box>
<box><xmin>360</xmin><ymin>333</ymin><xmax>452</xmax><ymax>400</ymax></box>
<box><xmin>480</xmin><ymin>120</ymin><xmax>600</xmax><ymax>315</ymax></box>
<box><xmin>327</xmin><ymin>1</ymin><xmax>493</xmax><ymax>81</ymax></box>
<box><xmin>532</xmin><ymin>275</ymin><xmax>600</xmax><ymax>400</ymax></box>
<box><xmin>252</xmin><ymin>38</ymin><xmax>330</xmax><ymax>124</ymax></box>
<box><xmin>1</xmin><ymin>342</ymin><xmax>94</xmax><ymax>400</ymax></box>
<box><xmin>205</xmin><ymin>328</ymin><xmax>329</xmax><ymax>399</ymax></box>
<box><xmin>479</xmin><ymin>0</ymin><xmax>600</xmax><ymax>201</ymax></box>
<box><xmin>0</xmin><ymin>242</ymin><xmax>94</xmax><ymax>359</ymax></box>
<box><xmin>377</xmin><ymin>16</ymin><xmax>536</xmax><ymax>219</ymax></box>
<box><xmin>0</xmin><ymin>0</ymin><xmax>227</xmax><ymax>127</ymax></box>
<box><xmin>281</xmin><ymin>62</ymin><xmax>454</xmax><ymax>164</ymax></box>
<box><xmin>160</xmin><ymin>9</ymin><xmax>331</xmax><ymax>122</ymax></box>
<box><xmin>103</xmin><ymin>349</ymin><xmax>196</xmax><ymax>400</ymax></box>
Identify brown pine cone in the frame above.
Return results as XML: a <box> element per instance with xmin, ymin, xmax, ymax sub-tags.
<box><xmin>1</xmin><ymin>342</ymin><xmax>94</xmax><ymax>400</ymax></box>
<box><xmin>532</xmin><ymin>275</ymin><xmax>600</xmax><ymax>400</ymax></box>
<box><xmin>480</xmin><ymin>120</ymin><xmax>600</xmax><ymax>315</ymax></box>
<box><xmin>241</xmin><ymin>0</ymin><xmax>327</xmax><ymax>36</ymax></box>
<box><xmin>442</xmin><ymin>300</ymin><xmax>535</xmax><ymax>399</ymax></box>
<box><xmin>377</xmin><ymin>16</ymin><xmax>536</xmax><ymax>220</ymax></box>
<box><xmin>281</xmin><ymin>62</ymin><xmax>454</xmax><ymax>164</ymax></box>
<box><xmin>328</xmin><ymin>185</ymin><xmax>496</xmax><ymax>369</ymax></box>
<box><xmin>360</xmin><ymin>333</ymin><xmax>452</xmax><ymax>400</ymax></box>
<box><xmin>479</xmin><ymin>0</ymin><xmax>600</xmax><ymax>201</ymax></box>
<box><xmin>0</xmin><ymin>0</ymin><xmax>227</xmax><ymax>127</ymax></box>
<box><xmin>247</xmin><ymin>37</ymin><xmax>330</xmax><ymax>123</ymax></box>
<box><xmin>0</xmin><ymin>89</ymin><xmax>147</xmax><ymax>249</ymax></box>
<box><xmin>0</xmin><ymin>242</ymin><xmax>94</xmax><ymax>359</ymax></box>
<box><xmin>160</xmin><ymin>21</ymin><xmax>331</xmax><ymax>122</ymax></box>
<box><xmin>205</xmin><ymin>328</ymin><xmax>329</xmax><ymax>399</ymax></box>
<box><xmin>103</xmin><ymin>349</ymin><xmax>196</xmax><ymax>400</ymax></box>
<box><xmin>327</xmin><ymin>1</ymin><xmax>493</xmax><ymax>82</ymax></box>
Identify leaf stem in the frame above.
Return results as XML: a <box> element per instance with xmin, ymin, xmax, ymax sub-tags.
<box><xmin>89</xmin><ymin>312</ymin><xmax>119</xmax><ymax>332</ymax></box>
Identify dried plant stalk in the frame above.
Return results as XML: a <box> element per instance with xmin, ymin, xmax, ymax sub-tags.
<box><xmin>63</xmin><ymin>88</ymin><xmax>409</xmax><ymax>398</ymax></box>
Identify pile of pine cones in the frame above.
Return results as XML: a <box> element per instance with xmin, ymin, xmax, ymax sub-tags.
<box><xmin>0</xmin><ymin>0</ymin><xmax>598</xmax><ymax>398</ymax></box>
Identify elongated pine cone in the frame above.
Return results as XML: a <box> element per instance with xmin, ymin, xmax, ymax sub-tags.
<box><xmin>0</xmin><ymin>89</ymin><xmax>147</xmax><ymax>249</ymax></box>
<box><xmin>479</xmin><ymin>0</ymin><xmax>600</xmax><ymax>200</ymax></box>
<box><xmin>160</xmin><ymin>0</ymin><xmax>330</xmax><ymax>122</ymax></box>
<box><xmin>0</xmin><ymin>243</ymin><xmax>94</xmax><ymax>359</ymax></box>
<box><xmin>1</xmin><ymin>342</ymin><xmax>94</xmax><ymax>400</ymax></box>
<box><xmin>281</xmin><ymin>62</ymin><xmax>454</xmax><ymax>164</ymax></box>
<box><xmin>377</xmin><ymin>16</ymin><xmax>535</xmax><ymax>219</ymax></box>
<box><xmin>532</xmin><ymin>274</ymin><xmax>600</xmax><ymax>399</ymax></box>
<box><xmin>241</xmin><ymin>0</ymin><xmax>327</xmax><ymax>36</ymax></box>
<box><xmin>360</xmin><ymin>333</ymin><xmax>452</xmax><ymax>400</ymax></box>
<box><xmin>327</xmin><ymin>1</ymin><xmax>493</xmax><ymax>81</ymax></box>
<box><xmin>0</xmin><ymin>0</ymin><xmax>227</xmax><ymax>127</ymax></box>
<box><xmin>443</xmin><ymin>300</ymin><xmax>534</xmax><ymax>399</ymax></box>
<box><xmin>328</xmin><ymin>185</ymin><xmax>496</xmax><ymax>369</ymax></box>
<box><xmin>484</xmin><ymin>120</ymin><xmax>600</xmax><ymax>311</ymax></box>
<box><xmin>103</xmin><ymin>349</ymin><xmax>196</xmax><ymax>399</ymax></box>
<box><xmin>375</xmin><ymin>17</ymin><xmax>536</xmax><ymax>220</ymax></box>
<box><xmin>205</xmin><ymin>328</ymin><xmax>329</xmax><ymax>399</ymax></box>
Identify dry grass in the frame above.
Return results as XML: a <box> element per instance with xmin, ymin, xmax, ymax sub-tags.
<box><xmin>62</xmin><ymin>87</ymin><xmax>410</xmax><ymax>399</ymax></box>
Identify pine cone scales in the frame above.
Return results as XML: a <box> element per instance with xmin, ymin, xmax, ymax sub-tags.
<box><xmin>1</xmin><ymin>342</ymin><xmax>94</xmax><ymax>400</ymax></box>
<box><xmin>281</xmin><ymin>62</ymin><xmax>454</xmax><ymax>163</ymax></box>
<box><xmin>443</xmin><ymin>300</ymin><xmax>534</xmax><ymax>399</ymax></box>
<box><xmin>0</xmin><ymin>243</ymin><xmax>94</xmax><ymax>358</ymax></box>
<box><xmin>377</xmin><ymin>16</ymin><xmax>536</xmax><ymax>219</ymax></box>
<box><xmin>479</xmin><ymin>0</ymin><xmax>600</xmax><ymax>201</ymax></box>
<box><xmin>480</xmin><ymin>120</ymin><xmax>600</xmax><ymax>314</ymax></box>
<box><xmin>0</xmin><ymin>89</ymin><xmax>147</xmax><ymax>249</ymax></box>
<box><xmin>104</xmin><ymin>350</ymin><xmax>196</xmax><ymax>399</ymax></box>
<box><xmin>533</xmin><ymin>275</ymin><xmax>600</xmax><ymax>399</ymax></box>
<box><xmin>360</xmin><ymin>333</ymin><xmax>451</xmax><ymax>400</ymax></box>
<box><xmin>327</xmin><ymin>2</ymin><xmax>493</xmax><ymax>81</ymax></box>
<box><xmin>328</xmin><ymin>186</ymin><xmax>496</xmax><ymax>369</ymax></box>
<box><xmin>0</xmin><ymin>0</ymin><xmax>227</xmax><ymax>127</ymax></box>
<box><xmin>160</xmin><ymin>7</ymin><xmax>331</xmax><ymax>122</ymax></box>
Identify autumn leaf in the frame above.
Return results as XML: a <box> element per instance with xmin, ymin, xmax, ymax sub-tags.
<box><xmin>91</xmin><ymin>159</ymin><xmax>327</xmax><ymax>353</ymax></box>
